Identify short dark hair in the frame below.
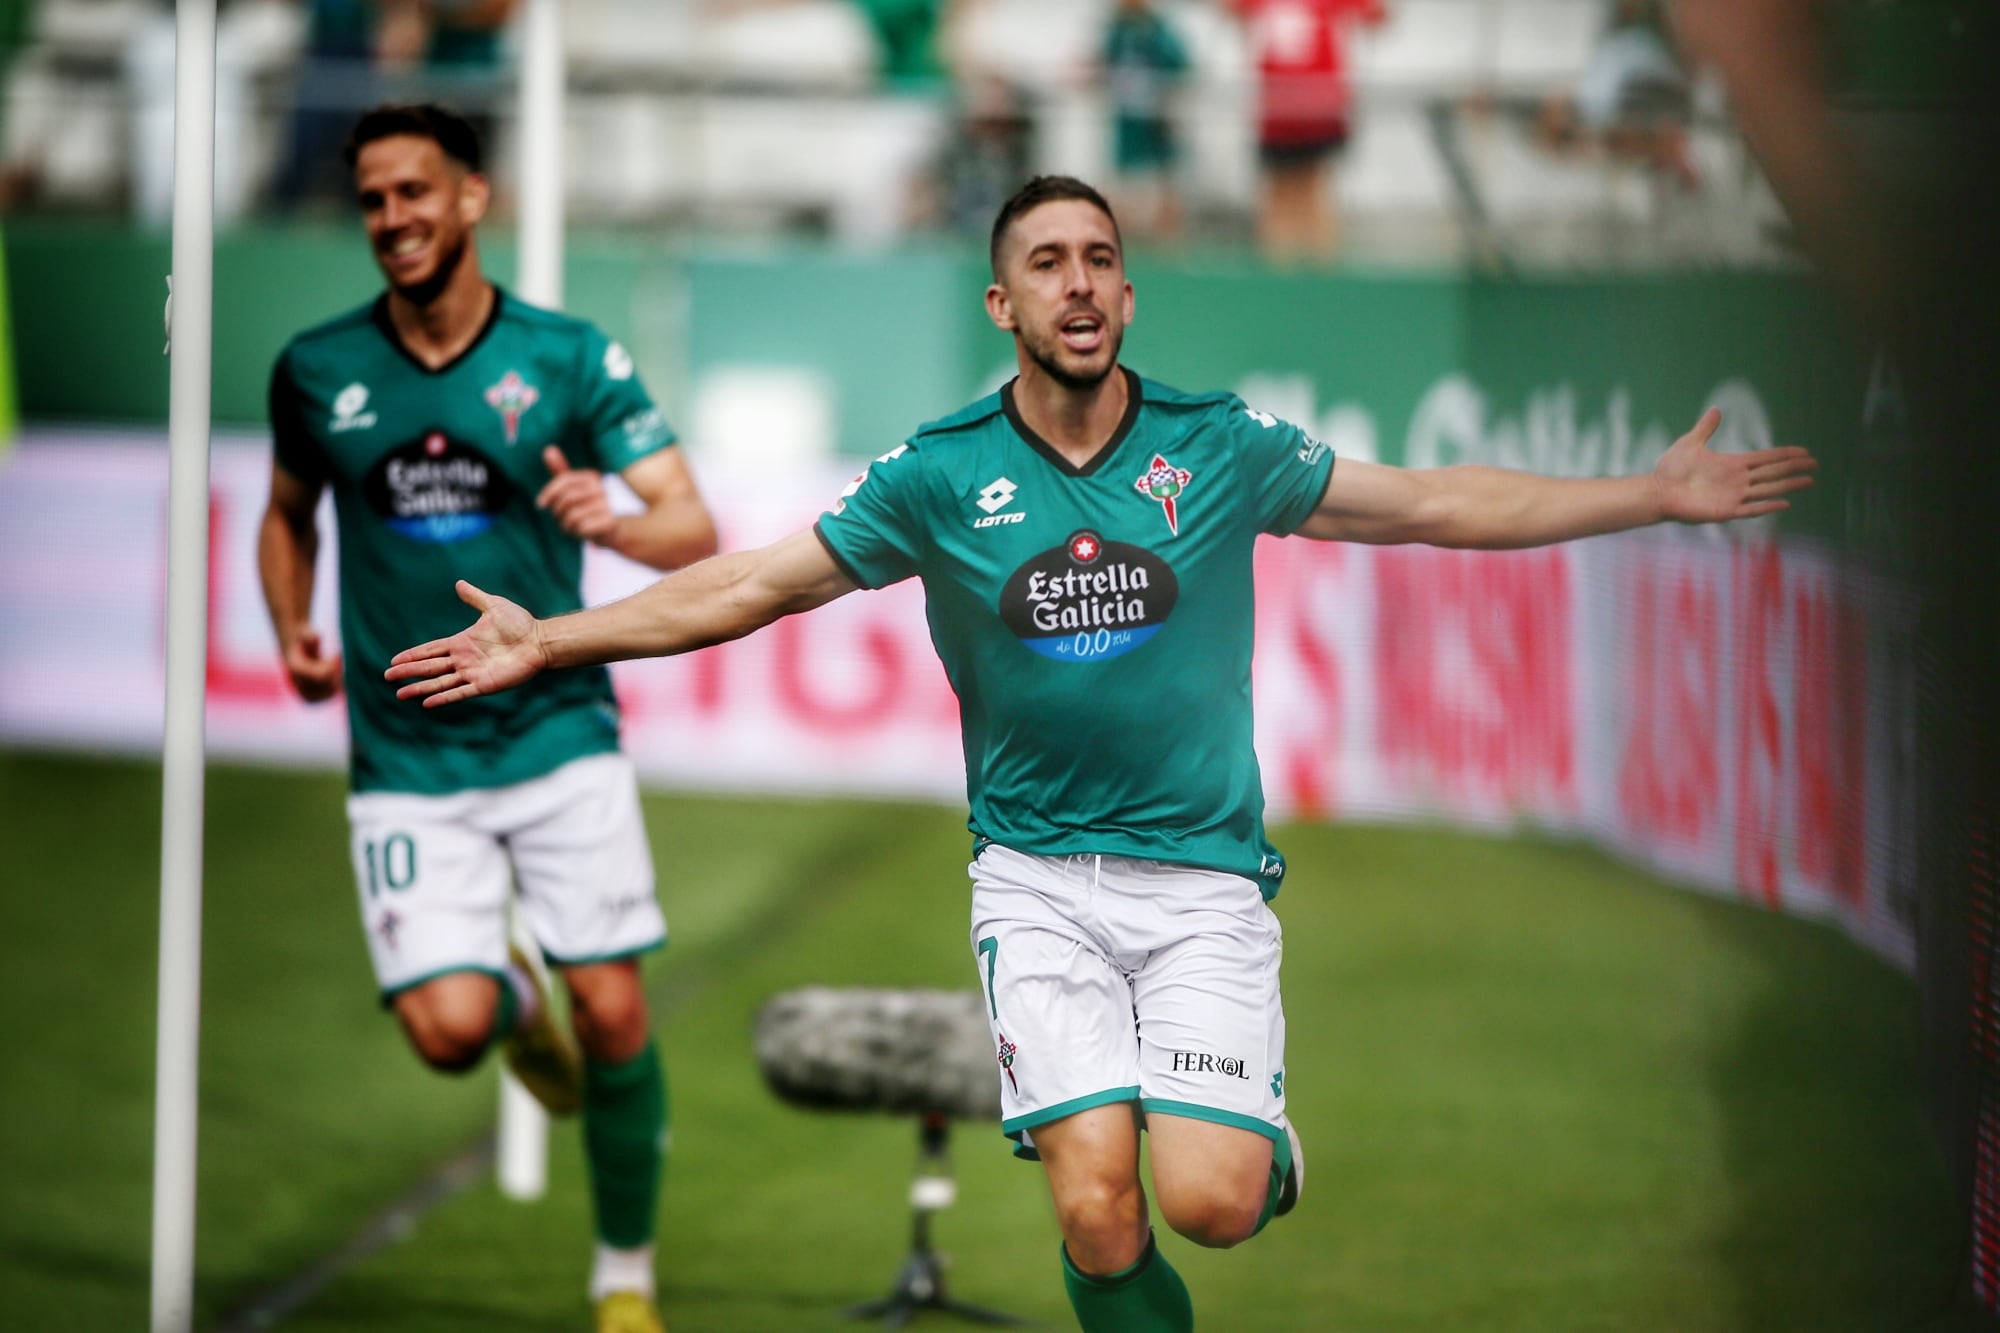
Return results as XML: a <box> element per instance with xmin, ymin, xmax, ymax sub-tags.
<box><xmin>989</xmin><ymin>176</ymin><xmax>1121</xmax><ymax>278</ymax></box>
<box><xmin>342</xmin><ymin>103</ymin><xmax>483</xmax><ymax>173</ymax></box>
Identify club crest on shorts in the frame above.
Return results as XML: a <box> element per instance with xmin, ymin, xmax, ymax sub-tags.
<box><xmin>1134</xmin><ymin>454</ymin><xmax>1193</xmax><ymax>535</ymax></box>
<box><xmin>996</xmin><ymin>1033</ymin><xmax>1019</xmax><ymax>1093</ymax></box>
<box><xmin>483</xmin><ymin>370</ymin><xmax>540</xmax><ymax>444</ymax></box>
<box><xmin>374</xmin><ymin>907</ymin><xmax>402</xmax><ymax>952</ymax></box>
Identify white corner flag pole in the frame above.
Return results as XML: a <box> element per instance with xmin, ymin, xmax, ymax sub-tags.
<box><xmin>498</xmin><ymin>0</ymin><xmax>566</xmax><ymax>1204</ymax></box>
<box><xmin>151</xmin><ymin>0</ymin><xmax>216</xmax><ymax>1328</ymax></box>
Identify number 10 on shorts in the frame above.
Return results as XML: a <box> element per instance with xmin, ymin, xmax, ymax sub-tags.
<box><xmin>363</xmin><ymin>832</ymin><xmax>417</xmax><ymax>897</ymax></box>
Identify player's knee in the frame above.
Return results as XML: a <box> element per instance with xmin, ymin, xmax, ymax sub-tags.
<box><xmin>396</xmin><ymin>983</ymin><xmax>499</xmax><ymax>1072</ymax></box>
<box><xmin>407</xmin><ymin>1017</ymin><xmax>492</xmax><ymax>1073</ymax></box>
<box><xmin>565</xmin><ymin>964</ymin><xmax>649</xmax><ymax>1061</ymax></box>
<box><xmin>1052</xmin><ymin>1176</ymin><xmax>1147</xmax><ymax>1258</ymax></box>
<box><xmin>1157</xmin><ymin>1186</ymin><xmax>1264</xmax><ymax>1250</ymax></box>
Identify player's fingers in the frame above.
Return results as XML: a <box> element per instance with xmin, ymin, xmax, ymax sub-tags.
<box><xmin>386</xmin><ymin>644</ymin><xmax>451</xmax><ymax>673</ymax></box>
<box><xmin>543</xmin><ymin>445</ymin><xmax>570</xmax><ymax>475</ymax></box>
<box><xmin>1746</xmin><ymin>448</ymin><xmax>1816</xmax><ymax>473</ymax></box>
<box><xmin>455</xmin><ymin>580</ymin><xmax>495</xmax><ymax>613</ymax></box>
<box><xmin>1748</xmin><ymin>475</ymin><xmax>1815</xmax><ymax>501</ymax></box>
<box><xmin>1735</xmin><ymin>500</ymin><xmax>1790</xmax><ymax>518</ymax></box>
<box><xmin>1686</xmin><ymin>406</ymin><xmax>1721</xmax><ymax>446</ymax></box>
<box><xmin>536</xmin><ymin>474</ymin><xmax>592</xmax><ymax>510</ymax></box>
<box><xmin>395</xmin><ymin>670</ymin><xmax>459</xmax><ymax>700</ymax></box>
<box><xmin>424</xmin><ymin>681</ymin><xmax>483</xmax><ymax>708</ymax></box>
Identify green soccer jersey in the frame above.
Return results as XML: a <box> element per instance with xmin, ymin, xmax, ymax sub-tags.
<box><xmin>815</xmin><ymin>368</ymin><xmax>1336</xmax><ymax>895</ymax></box>
<box><xmin>270</xmin><ymin>288</ymin><xmax>678</xmax><ymax>795</ymax></box>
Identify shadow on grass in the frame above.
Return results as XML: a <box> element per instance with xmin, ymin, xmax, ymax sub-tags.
<box><xmin>1703</xmin><ymin>902</ymin><xmax>1992</xmax><ymax>1332</ymax></box>
<box><xmin>0</xmin><ymin>1230</ymin><xmax>148</xmax><ymax>1303</ymax></box>
<box><xmin>297</xmin><ymin>1283</ymin><xmax>576</xmax><ymax>1331</ymax></box>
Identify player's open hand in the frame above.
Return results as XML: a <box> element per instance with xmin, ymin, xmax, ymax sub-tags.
<box><xmin>1653</xmin><ymin>407</ymin><xmax>1817</xmax><ymax>524</ymax></box>
<box><xmin>385</xmin><ymin>581</ymin><xmax>549</xmax><ymax>707</ymax></box>
<box><xmin>537</xmin><ymin>446</ymin><xmax>620</xmax><ymax>544</ymax></box>
<box><xmin>282</xmin><ymin>627</ymin><xmax>343</xmax><ymax>703</ymax></box>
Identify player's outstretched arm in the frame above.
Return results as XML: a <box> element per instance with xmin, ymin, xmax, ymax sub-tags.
<box><xmin>386</xmin><ymin>528</ymin><xmax>857</xmax><ymax>708</ymax></box>
<box><xmin>1295</xmin><ymin>408</ymin><xmax>1817</xmax><ymax>548</ymax></box>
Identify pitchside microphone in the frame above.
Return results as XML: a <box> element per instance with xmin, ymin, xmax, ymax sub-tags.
<box><xmin>753</xmin><ymin>987</ymin><xmax>1001</xmax><ymax>1121</ymax></box>
<box><xmin>753</xmin><ymin>988</ymin><xmax>1027</xmax><ymax>1326</ymax></box>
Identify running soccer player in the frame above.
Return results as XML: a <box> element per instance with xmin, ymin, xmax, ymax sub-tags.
<box><xmin>259</xmin><ymin>104</ymin><xmax>715</xmax><ymax>1333</ymax></box>
<box><xmin>385</xmin><ymin>176</ymin><xmax>1816</xmax><ymax>1332</ymax></box>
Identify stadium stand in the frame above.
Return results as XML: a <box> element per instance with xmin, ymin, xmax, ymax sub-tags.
<box><xmin>0</xmin><ymin>0</ymin><xmax>1794</xmax><ymax>265</ymax></box>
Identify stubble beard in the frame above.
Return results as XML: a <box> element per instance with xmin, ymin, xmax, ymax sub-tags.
<box><xmin>388</xmin><ymin>226</ymin><xmax>470</xmax><ymax>310</ymax></box>
<box><xmin>1024</xmin><ymin>318</ymin><xmax>1124</xmax><ymax>393</ymax></box>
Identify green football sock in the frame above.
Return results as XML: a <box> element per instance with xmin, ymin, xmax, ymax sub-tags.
<box><xmin>583</xmin><ymin>1038</ymin><xmax>668</xmax><ymax>1248</ymax></box>
<box><xmin>1061</xmin><ymin>1232</ymin><xmax>1193</xmax><ymax>1333</ymax></box>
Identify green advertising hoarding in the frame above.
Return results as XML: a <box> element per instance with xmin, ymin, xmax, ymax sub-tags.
<box><xmin>5</xmin><ymin>224</ymin><xmax>1866</xmax><ymax>540</ymax></box>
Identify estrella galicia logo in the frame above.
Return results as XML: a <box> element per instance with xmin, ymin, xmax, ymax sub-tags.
<box><xmin>363</xmin><ymin>432</ymin><xmax>514</xmax><ymax>543</ymax></box>
<box><xmin>998</xmin><ymin>530</ymin><xmax>1178</xmax><ymax>664</ymax></box>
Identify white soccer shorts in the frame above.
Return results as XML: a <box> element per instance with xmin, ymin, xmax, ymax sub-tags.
<box><xmin>345</xmin><ymin>753</ymin><xmax>663</xmax><ymax>998</ymax></box>
<box><xmin>967</xmin><ymin>843</ymin><xmax>1289</xmax><ymax>1159</ymax></box>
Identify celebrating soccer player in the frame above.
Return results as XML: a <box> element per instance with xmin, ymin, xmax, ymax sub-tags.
<box><xmin>260</xmin><ymin>103</ymin><xmax>715</xmax><ymax>1333</ymax></box>
<box><xmin>386</xmin><ymin>175</ymin><xmax>1814</xmax><ymax>1333</ymax></box>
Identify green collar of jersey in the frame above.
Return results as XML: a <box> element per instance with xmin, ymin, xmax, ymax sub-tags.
<box><xmin>368</xmin><ymin>283</ymin><xmax>507</xmax><ymax>377</ymax></box>
<box><xmin>1000</xmin><ymin>366</ymin><xmax>1144</xmax><ymax>478</ymax></box>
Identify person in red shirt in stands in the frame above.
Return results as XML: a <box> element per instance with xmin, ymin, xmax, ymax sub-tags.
<box><xmin>1235</xmin><ymin>0</ymin><xmax>1386</xmax><ymax>261</ymax></box>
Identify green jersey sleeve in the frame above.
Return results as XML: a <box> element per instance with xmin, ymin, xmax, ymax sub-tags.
<box><xmin>576</xmin><ymin>327</ymin><xmax>677</xmax><ymax>474</ymax></box>
<box><xmin>268</xmin><ymin>353</ymin><xmax>327</xmax><ymax>487</ymax></box>
<box><xmin>813</xmin><ymin>443</ymin><xmax>926</xmax><ymax>588</ymax></box>
<box><xmin>1225</xmin><ymin>399</ymin><xmax>1336</xmax><ymax>536</ymax></box>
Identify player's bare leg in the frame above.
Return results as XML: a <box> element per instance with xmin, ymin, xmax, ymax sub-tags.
<box><xmin>1036</xmin><ymin>1104</ymin><xmax>1192</xmax><ymax>1332</ymax></box>
<box><xmin>392</xmin><ymin>971</ymin><xmax>505</xmax><ymax>1072</ymax></box>
<box><xmin>1146</xmin><ymin>1114</ymin><xmax>1278</xmax><ymax>1248</ymax></box>
<box><xmin>391</xmin><ymin>959</ymin><xmax>584</xmax><ymax>1113</ymax></box>
<box><xmin>1038</xmin><ymin>1104</ymin><xmax>1149</xmax><ymax>1270</ymax></box>
<box><xmin>565</xmin><ymin>959</ymin><xmax>650</xmax><ymax>1062</ymax></box>
<box><xmin>563</xmin><ymin>958</ymin><xmax>670</xmax><ymax>1331</ymax></box>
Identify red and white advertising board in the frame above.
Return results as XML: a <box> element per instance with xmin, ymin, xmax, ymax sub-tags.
<box><xmin>0</xmin><ymin>431</ymin><xmax>1908</xmax><ymax>968</ymax></box>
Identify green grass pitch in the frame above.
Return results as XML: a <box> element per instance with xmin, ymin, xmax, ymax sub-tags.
<box><xmin>0</xmin><ymin>748</ymin><xmax>1987</xmax><ymax>1331</ymax></box>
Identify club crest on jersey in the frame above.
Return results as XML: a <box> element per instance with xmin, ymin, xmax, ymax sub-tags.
<box><xmin>996</xmin><ymin>1033</ymin><xmax>1019</xmax><ymax>1093</ymax></box>
<box><xmin>483</xmin><ymin>371</ymin><xmax>540</xmax><ymax>444</ymax></box>
<box><xmin>1134</xmin><ymin>454</ymin><xmax>1193</xmax><ymax>535</ymax></box>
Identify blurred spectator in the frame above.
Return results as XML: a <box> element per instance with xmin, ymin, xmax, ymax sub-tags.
<box><xmin>1234</xmin><ymin>0</ymin><xmax>1384</xmax><ymax>263</ymax></box>
<box><xmin>851</xmin><ymin>0</ymin><xmax>945</xmax><ymax>89</ymax></box>
<box><xmin>272</xmin><ymin>0</ymin><xmax>514</xmax><ymax>213</ymax></box>
<box><xmin>910</xmin><ymin>72</ymin><xmax>1029</xmax><ymax>236</ymax></box>
<box><xmin>1099</xmin><ymin>0</ymin><xmax>1189</xmax><ymax>242</ymax></box>
<box><xmin>0</xmin><ymin>0</ymin><xmax>41</xmax><ymax>209</ymax></box>
<box><xmin>126</xmin><ymin>0</ymin><xmax>305</xmax><ymax>226</ymax></box>
<box><xmin>1537</xmin><ymin>0</ymin><xmax>1697</xmax><ymax>191</ymax></box>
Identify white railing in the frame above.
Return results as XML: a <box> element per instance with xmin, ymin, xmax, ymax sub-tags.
<box><xmin>0</xmin><ymin>0</ymin><xmax>1793</xmax><ymax>267</ymax></box>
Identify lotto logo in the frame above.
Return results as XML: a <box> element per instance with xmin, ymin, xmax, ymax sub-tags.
<box><xmin>976</xmin><ymin>477</ymin><xmax>1018</xmax><ymax>514</ymax></box>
